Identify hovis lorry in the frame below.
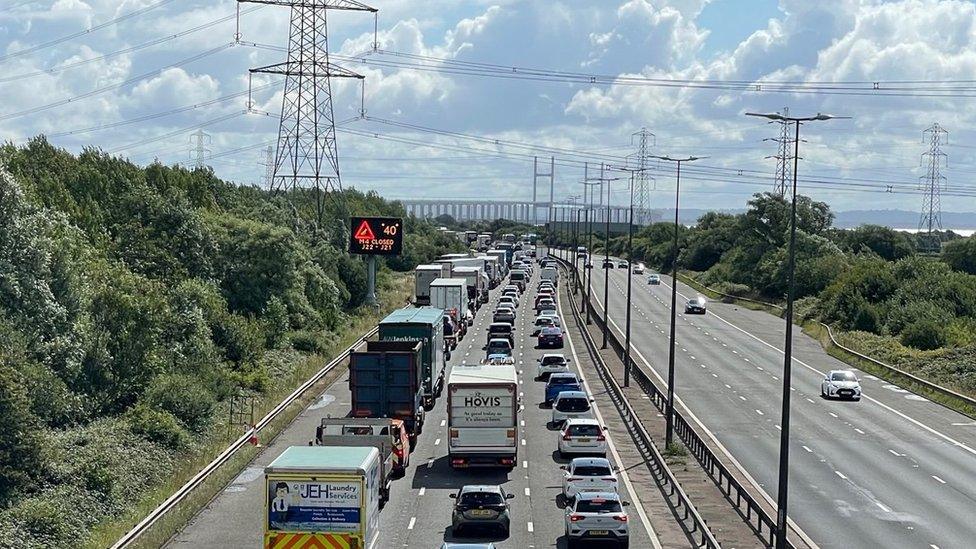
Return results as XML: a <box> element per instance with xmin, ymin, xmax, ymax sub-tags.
<box><xmin>447</xmin><ymin>364</ymin><xmax>519</xmax><ymax>468</ymax></box>
<box><xmin>264</xmin><ymin>446</ymin><xmax>380</xmax><ymax>549</ymax></box>
<box><xmin>378</xmin><ymin>307</ymin><xmax>446</xmax><ymax>410</ymax></box>
<box><xmin>348</xmin><ymin>340</ymin><xmax>425</xmax><ymax>443</ymax></box>
<box><xmin>414</xmin><ymin>265</ymin><xmax>444</xmax><ymax>305</ymax></box>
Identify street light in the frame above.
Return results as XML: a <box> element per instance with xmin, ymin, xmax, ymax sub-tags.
<box><xmin>601</xmin><ymin>174</ymin><xmax>625</xmax><ymax>350</ymax></box>
<box><xmin>746</xmin><ymin>111</ymin><xmax>849</xmax><ymax>549</ymax></box>
<box><xmin>649</xmin><ymin>154</ymin><xmax>705</xmax><ymax>449</ymax></box>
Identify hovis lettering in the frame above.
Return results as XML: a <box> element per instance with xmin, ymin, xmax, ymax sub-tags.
<box><xmin>464</xmin><ymin>395</ymin><xmax>502</xmax><ymax>407</ymax></box>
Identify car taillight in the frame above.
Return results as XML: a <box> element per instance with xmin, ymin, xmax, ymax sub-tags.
<box><xmin>596</xmin><ymin>434</ymin><xmax>606</xmax><ymax>441</ymax></box>
<box><xmin>562</xmin><ymin>433</ymin><xmax>572</xmax><ymax>441</ymax></box>
<box><xmin>570</xmin><ymin>514</ymin><xmax>585</xmax><ymax>522</ymax></box>
<box><xmin>352</xmin><ymin>409</ymin><xmax>371</xmax><ymax>417</ymax></box>
<box><xmin>393</xmin><ymin>446</ymin><xmax>404</xmax><ymax>458</ymax></box>
<box><xmin>603</xmin><ymin>477</ymin><xmax>617</xmax><ymax>482</ymax></box>
<box><xmin>613</xmin><ymin>515</ymin><xmax>628</xmax><ymax>522</ymax></box>
<box><xmin>451</xmin><ymin>458</ymin><xmax>467</xmax><ymax>467</ymax></box>
<box><xmin>500</xmin><ymin>457</ymin><xmax>514</xmax><ymax>466</ymax></box>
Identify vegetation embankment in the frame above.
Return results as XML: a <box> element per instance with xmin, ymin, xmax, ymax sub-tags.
<box><xmin>555</xmin><ymin>193</ymin><xmax>976</xmax><ymax>401</ymax></box>
<box><xmin>0</xmin><ymin>137</ymin><xmax>464</xmax><ymax>548</ymax></box>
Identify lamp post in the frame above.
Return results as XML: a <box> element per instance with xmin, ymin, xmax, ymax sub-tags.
<box><xmin>746</xmin><ymin>111</ymin><xmax>849</xmax><ymax>549</ymax></box>
<box><xmin>650</xmin><ymin>154</ymin><xmax>705</xmax><ymax>448</ymax></box>
<box><xmin>624</xmin><ymin>172</ymin><xmax>635</xmax><ymax>386</ymax></box>
<box><xmin>600</xmin><ymin>174</ymin><xmax>625</xmax><ymax>350</ymax></box>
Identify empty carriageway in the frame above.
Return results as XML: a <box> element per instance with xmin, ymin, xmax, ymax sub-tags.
<box><xmin>580</xmin><ymin>258</ymin><xmax>976</xmax><ymax>549</ymax></box>
<box><xmin>166</xmin><ymin>265</ymin><xmax>662</xmax><ymax>549</ymax></box>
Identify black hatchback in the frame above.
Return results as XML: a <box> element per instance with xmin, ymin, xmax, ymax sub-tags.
<box><xmin>450</xmin><ymin>485</ymin><xmax>514</xmax><ymax>536</ymax></box>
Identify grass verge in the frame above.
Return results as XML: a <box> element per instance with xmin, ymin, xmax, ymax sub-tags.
<box><xmin>801</xmin><ymin>321</ymin><xmax>976</xmax><ymax>420</ymax></box>
<box><xmin>85</xmin><ymin>275</ymin><xmax>413</xmax><ymax>549</ymax></box>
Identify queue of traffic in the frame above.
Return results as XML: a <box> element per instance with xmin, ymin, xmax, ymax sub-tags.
<box><xmin>263</xmin><ymin>237</ymin><xmax>631</xmax><ymax>549</ymax></box>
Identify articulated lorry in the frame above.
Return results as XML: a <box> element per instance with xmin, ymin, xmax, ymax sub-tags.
<box><xmin>447</xmin><ymin>364</ymin><xmax>519</xmax><ymax>469</ymax></box>
<box><xmin>430</xmin><ymin>277</ymin><xmax>470</xmax><ymax>333</ymax></box>
<box><xmin>378</xmin><ymin>307</ymin><xmax>447</xmax><ymax>410</ymax></box>
<box><xmin>452</xmin><ymin>265</ymin><xmax>487</xmax><ymax>306</ymax></box>
<box><xmin>348</xmin><ymin>340</ymin><xmax>425</xmax><ymax>445</ymax></box>
<box><xmin>264</xmin><ymin>446</ymin><xmax>381</xmax><ymax>549</ymax></box>
<box><xmin>486</xmin><ymin>249</ymin><xmax>508</xmax><ymax>276</ymax></box>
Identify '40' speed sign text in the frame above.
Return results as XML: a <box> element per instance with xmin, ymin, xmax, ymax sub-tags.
<box><xmin>349</xmin><ymin>217</ymin><xmax>403</xmax><ymax>256</ymax></box>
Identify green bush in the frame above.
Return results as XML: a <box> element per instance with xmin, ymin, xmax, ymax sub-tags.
<box><xmin>125</xmin><ymin>403</ymin><xmax>191</xmax><ymax>449</ymax></box>
<box><xmin>942</xmin><ymin>237</ymin><xmax>976</xmax><ymax>275</ymax></box>
<box><xmin>143</xmin><ymin>373</ymin><xmax>217</xmax><ymax>433</ymax></box>
<box><xmin>901</xmin><ymin>320</ymin><xmax>947</xmax><ymax>350</ymax></box>
<box><xmin>852</xmin><ymin>302</ymin><xmax>881</xmax><ymax>334</ymax></box>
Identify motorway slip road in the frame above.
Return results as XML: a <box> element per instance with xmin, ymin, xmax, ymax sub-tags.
<box><xmin>166</xmin><ymin>266</ymin><xmax>666</xmax><ymax>549</ymax></box>
<box><xmin>582</xmin><ymin>258</ymin><xmax>976</xmax><ymax>549</ymax></box>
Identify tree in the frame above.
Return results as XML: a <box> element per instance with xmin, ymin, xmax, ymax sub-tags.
<box><xmin>942</xmin><ymin>237</ymin><xmax>976</xmax><ymax>275</ymax></box>
<box><xmin>0</xmin><ymin>364</ymin><xmax>44</xmax><ymax>504</ymax></box>
<box><xmin>679</xmin><ymin>212</ymin><xmax>737</xmax><ymax>271</ymax></box>
<box><xmin>842</xmin><ymin>224</ymin><xmax>915</xmax><ymax>261</ymax></box>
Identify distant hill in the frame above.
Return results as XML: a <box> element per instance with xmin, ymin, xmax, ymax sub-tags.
<box><xmin>645</xmin><ymin>208</ymin><xmax>976</xmax><ymax>230</ymax></box>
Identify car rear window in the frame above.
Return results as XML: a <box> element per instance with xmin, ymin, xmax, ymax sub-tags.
<box><xmin>490</xmin><ymin>325</ymin><xmax>512</xmax><ymax>334</ymax></box>
<box><xmin>556</xmin><ymin>398</ymin><xmax>589</xmax><ymax>412</ymax></box>
<box><xmin>568</xmin><ymin>424</ymin><xmax>600</xmax><ymax>436</ymax></box>
<box><xmin>459</xmin><ymin>492</ymin><xmax>503</xmax><ymax>506</ymax></box>
<box><xmin>550</xmin><ymin>376</ymin><xmax>578</xmax><ymax>386</ymax></box>
<box><xmin>573</xmin><ymin>465</ymin><xmax>611</xmax><ymax>476</ymax></box>
<box><xmin>576</xmin><ymin>499</ymin><xmax>622</xmax><ymax>513</ymax></box>
<box><xmin>542</xmin><ymin>356</ymin><xmax>564</xmax><ymax>365</ymax></box>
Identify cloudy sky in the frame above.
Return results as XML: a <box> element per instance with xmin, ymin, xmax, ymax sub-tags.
<box><xmin>2</xmin><ymin>0</ymin><xmax>976</xmax><ymax>216</ymax></box>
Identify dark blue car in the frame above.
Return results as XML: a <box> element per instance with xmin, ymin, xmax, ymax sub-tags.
<box><xmin>545</xmin><ymin>372</ymin><xmax>581</xmax><ymax>405</ymax></box>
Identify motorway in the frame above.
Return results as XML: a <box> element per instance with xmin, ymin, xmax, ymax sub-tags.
<box><xmin>574</xmin><ymin>253</ymin><xmax>976</xmax><ymax>549</ymax></box>
<box><xmin>167</xmin><ymin>264</ymin><xmax>659</xmax><ymax>549</ymax></box>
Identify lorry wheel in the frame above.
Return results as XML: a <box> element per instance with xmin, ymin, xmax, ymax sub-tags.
<box><xmin>446</xmin><ymin>350</ymin><xmax>452</xmax><ymax>361</ymax></box>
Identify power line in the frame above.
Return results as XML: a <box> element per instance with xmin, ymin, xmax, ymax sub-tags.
<box><xmin>0</xmin><ymin>0</ymin><xmax>179</xmax><ymax>65</ymax></box>
<box><xmin>0</xmin><ymin>6</ymin><xmax>262</xmax><ymax>84</ymax></box>
<box><xmin>0</xmin><ymin>43</ymin><xmax>236</xmax><ymax>122</ymax></box>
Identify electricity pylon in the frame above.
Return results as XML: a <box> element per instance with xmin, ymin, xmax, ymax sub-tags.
<box><xmin>918</xmin><ymin>123</ymin><xmax>948</xmax><ymax>252</ymax></box>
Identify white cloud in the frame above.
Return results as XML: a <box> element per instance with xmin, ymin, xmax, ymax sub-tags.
<box><xmin>126</xmin><ymin>68</ymin><xmax>221</xmax><ymax>109</ymax></box>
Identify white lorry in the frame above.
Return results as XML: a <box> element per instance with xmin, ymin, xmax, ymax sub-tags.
<box><xmin>447</xmin><ymin>364</ymin><xmax>519</xmax><ymax>469</ymax></box>
<box><xmin>486</xmin><ymin>249</ymin><xmax>508</xmax><ymax>276</ymax></box>
<box><xmin>430</xmin><ymin>278</ymin><xmax>471</xmax><ymax>330</ymax></box>
<box><xmin>452</xmin><ymin>265</ymin><xmax>487</xmax><ymax>306</ymax></box>
<box><xmin>264</xmin><ymin>446</ymin><xmax>381</xmax><ymax>549</ymax></box>
<box><xmin>540</xmin><ymin>266</ymin><xmax>558</xmax><ymax>286</ymax></box>
<box><xmin>414</xmin><ymin>264</ymin><xmax>444</xmax><ymax>305</ymax></box>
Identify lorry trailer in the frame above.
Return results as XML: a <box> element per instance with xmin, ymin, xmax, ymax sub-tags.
<box><xmin>447</xmin><ymin>364</ymin><xmax>519</xmax><ymax>468</ymax></box>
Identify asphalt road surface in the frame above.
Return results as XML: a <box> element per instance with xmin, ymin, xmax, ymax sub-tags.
<box><xmin>574</xmin><ymin>254</ymin><xmax>976</xmax><ymax>549</ymax></box>
<box><xmin>167</xmin><ymin>263</ymin><xmax>659</xmax><ymax>549</ymax></box>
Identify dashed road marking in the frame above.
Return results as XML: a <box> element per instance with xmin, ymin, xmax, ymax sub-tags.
<box><xmin>524</xmin><ymin>487</ymin><xmax>531</xmax><ymax>496</ymax></box>
<box><xmin>434</xmin><ymin>438</ymin><xmax>441</xmax><ymax>446</ymax></box>
<box><xmin>527</xmin><ymin>521</ymin><xmax>534</xmax><ymax>532</ymax></box>
<box><xmin>407</xmin><ymin>517</ymin><xmax>416</xmax><ymax>530</ymax></box>
<box><xmin>802</xmin><ymin>445</ymin><xmax>812</xmax><ymax>453</ymax></box>
<box><xmin>756</xmin><ymin>409</ymin><xmax>764</xmax><ymax>416</ymax></box>
<box><xmin>829</xmin><ymin>412</ymin><xmax>838</xmax><ymax>418</ymax></box>
<box><xmin>418</xmin><ymin>487</ymin><xmax>425</xmax><ymax>496</ymax></box>
<box><xmin>932</xmin><ymin>475</ymin><xmax>946</xmax><ymax>484</ymax></box>
<box><xmin>835</xmin><ymin>471</ymin><xmax>847</xmax><ymax>480</ymax></box>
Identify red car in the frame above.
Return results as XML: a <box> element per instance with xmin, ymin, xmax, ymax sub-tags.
<box><xmin>538</xmin><ymin>326</ymin><xmax>564</xmax><ymax>349</ymax></box>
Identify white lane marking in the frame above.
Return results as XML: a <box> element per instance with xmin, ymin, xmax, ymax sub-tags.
<box><xmin>829</xmin><ymin>412</ymin><xmax>838</xmax><ymax>418</ymax></box>
<box><xmin>524</xmin><ymin>487</ymin><xmax>531</xmax><ymax>496</ymax></box>
<box><xmin>889</xmin><ymin>449</ymin><xmax>902</xmax><ymax>457</ymax></box>
<box><xmin>724</xmin><ymin>384</ymin><xmax>732</xmax><ymax>389</ymax></box>
<box><xmin>527</xmin><ymin>521</ymin><xmax>534</xmax><ymax>532</ymax></box>
<box><xmin>876</xmin><ymin>501</ymin><xmax>891</xmax><ymax>512</ymax></box>
<box><xmin>523</xmin><ymin>460</ymin><xmax>528</xmax><ymax>469</ymax></box>
<box><xmin>931</xmin><ymin>545</ymin><xmax>941</xmax><ymax>549</ymax></box>
<box><xmin>407</xmin><ymin>517</ymin><xmax>416</xmax><ymax>530</ymax></box>
<box><xmin>689</xmin><ymin>355</ymin><xmax>695</xmax><ymax>360</ymax></box>
<box><xmin>521</xmin><ymin>439</ymin><xmax>526</xmax><ymax>446</ymax></box>
<box><xmin>711</xmin><ymin>373</ymin><xmax>718</xmax><ymax>378</ymax></box>
<box><xmin>775</xmin><ymin>425</ymin><xmax>782</xmax><ymax>430</ymax></box>
<box><xmin>588</xmin><ymin>269</ymin><xmax>818</xmax><ymax>547</ymax></box>
<box><xmin>440</xmin><ymin>419</ymin><xmax>446</xmax><ymax>427</ymax></box>
<box><xmin>654</xmin><ymin>276</ymin><xmax>976</xmax><ymax>459</ymax></box>
<box><xmin>434</xmin><ymin>438</ymin><xmax>441</xmax><ymax>446</ymax></box>
<box><xmin>932</xmin><ymin>475</ymin><xmax>946</xmax><ymax>484</ymax></box>
<box><xmin>558</xmin><ymin>286</ymin><xmax>662</xmax><ymax>549</ymax></box>
<box><xmin>521</xmin><ymin>420</ymin><xmax>525</xmax><ymax>427</ymax></box>
<box><xmin>854</xmin><ymin>428</ymin><xmax>865</xmax><ymax>435</ymax></box>
<box><xmin>806</xmin><ymin>398</ymin><xmax>815</xmax><ymax>404</ymax></box>
<box><xmin>418</xmin><ymin>487</ymin><xmax>426</xmax><ymax>496</ymax></box>
<box><xmin>426</xmin><ymin>458</ymin><xmax>434</xmax><ymax>469</ymax></box>
<box><xmin>756</xmin><ymin>409</ymin><xmax>764</xmax><ymax>416</ymax></box>
<box><xmin>802</xmin><ymin>445</ymin><xmax>812</xmax><ymax>453</ymax></box>
<box><xmin>739</xmin><ymin>396</ymin><xmax>747</xmax><ymax>401</ymax></box>
<box><xmin>836</xmin><ymin>471</ymin><xmax>848</xmax><ymax>480</ymax></box>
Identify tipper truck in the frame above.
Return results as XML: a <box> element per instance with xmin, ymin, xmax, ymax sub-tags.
<box><xmin>447</xmin><ymin>364</ymin><xmax>519</xmax><ymax>469</ymax></box>
<box><xmin>348</xmin><ymin>340</ymin><xmax>425</xmax><ymax>444</ymax></box>
<box><xmin>312</xmin><ymin>418</ymin><xmax>397</xmax><ymax>503</ymax></box>
<box><xmin>378</xmin><ymin>307</ymin><xmax>446</xmax><ymax>410</ymax></box>
<box><xmin>413</xmin><ymin>265</ymin><xmax>444</xmax><ymax>305</ymax></box>
<box><xmin>264</xmin><ymin>446</ymin><xmax>381</xmax><ymax>549</ymax></box>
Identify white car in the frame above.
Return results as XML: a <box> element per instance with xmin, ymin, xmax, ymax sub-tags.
<box><xmin>821</xmin><ymin>370</ymin><xmax>862</xmax><ymax>401</ymax></box>
<box><xmin>564</xmin><ymin>491</ymin><xmax>630</xmax><ymax>548</ymax></box>
<box><xmin>558</xmin><ymin>418</ymin><xmax>607</xmax><ymax>457</ymax></box>
<box><xmin>499</xmin><ymin>295</ymin><xmax>519</xmax><ymax>309</ymax></box>
<box><xmin>632</xmin><ymin>263</ymin><xmax>645</xmax><ymax>275</ymax></box>
<box><xmin>539</xmin><ymin>309</ymin><xmax>559</xmax><ymax>319</ymax></box>
<box><xmin>552</xmin><ymin>391</ymin><xmax>594</xmax><ymax>428</ymax></box>
<box><xmin>503</xmin><ymin>284</ymin><xmax>521</xmax><ymax>296</ymax></box>
<box><xmin>561</xmin><ymin>457</ymin><xmax>618</xmax><ymax>500</ymax></box>
<box><xmin>536</xmin><ymin>353</ymin><xmax>571</xmax><ymax>379</ymax></box>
